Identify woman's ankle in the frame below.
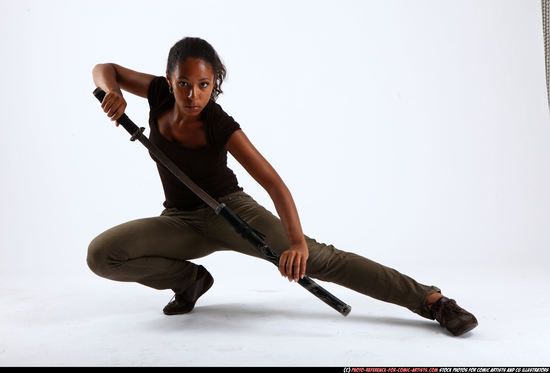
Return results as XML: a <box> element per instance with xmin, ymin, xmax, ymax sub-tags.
<box><xmin>426</xmin><ymin>292</ymin><xmax>444</xmax><ymax>309</ymax></box>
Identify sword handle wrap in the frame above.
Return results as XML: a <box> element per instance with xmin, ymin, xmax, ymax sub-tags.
<box><xmin>92</xmin><ymin>87</ymin><xmax>141</xmax><ymax>139</ymax></box>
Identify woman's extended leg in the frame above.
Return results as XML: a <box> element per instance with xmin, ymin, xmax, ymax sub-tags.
<box><xmin>208</xmin><ymin>190</ymin><xmax>478</xmax><ymax>335</ymax></box>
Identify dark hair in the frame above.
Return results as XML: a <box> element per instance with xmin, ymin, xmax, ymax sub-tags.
<box><xmin>166</xmin><ymin>37</ymin><xmax>226</xmax><ymax>101</ymax></box>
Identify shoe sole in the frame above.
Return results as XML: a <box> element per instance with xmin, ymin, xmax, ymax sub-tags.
<box><xmin>450</xmin><ymin>320</ymin><xmax>478</xmax><ymax>336</ymax></box>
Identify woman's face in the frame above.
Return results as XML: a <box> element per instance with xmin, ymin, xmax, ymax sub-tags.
<box><xmin>167</xmin><ymin>57</ymin><xmax>215</xmax><ymax>117</ymax></box>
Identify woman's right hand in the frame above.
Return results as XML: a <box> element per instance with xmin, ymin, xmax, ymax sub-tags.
<box><xmin>100</xmin><ymin>89</ymin><xmax>127</xmax><ymax>127</ymax></box>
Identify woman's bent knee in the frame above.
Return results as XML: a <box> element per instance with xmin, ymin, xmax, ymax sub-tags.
<box><xmin>86</xmin><ymin>234</ymin><xmax>114</xmax><ymax>278</ymax></box>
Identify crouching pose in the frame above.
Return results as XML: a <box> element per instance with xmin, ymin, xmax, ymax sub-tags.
<box><xmin>88</xmin><ymin>36</ymin><xmax>478</xmax><ymax>337</ymax></box>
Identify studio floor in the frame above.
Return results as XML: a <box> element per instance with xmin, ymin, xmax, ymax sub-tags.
<box><xmin>0</xmin><ymin>253</ymin><xmax>548</xmax><ymax>367</ymax></box>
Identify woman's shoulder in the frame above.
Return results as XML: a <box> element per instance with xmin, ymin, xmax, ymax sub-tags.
<box><xmin>147</xmin><ymin>76</ymin><xmax>174</xmax><ymax>117</ymax></box>
<box><xmin>203</xmin><ymin>100</ymin><xmax>241</xmax><ymax>149</ymax></box>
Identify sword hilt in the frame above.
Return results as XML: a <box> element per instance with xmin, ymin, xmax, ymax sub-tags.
<box><xmin>93</xmin><ymin>87</ymin><xmax>143</xmax><ymax>141</ymax></box>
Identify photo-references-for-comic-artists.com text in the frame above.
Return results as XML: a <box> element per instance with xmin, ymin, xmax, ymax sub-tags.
<box><xmin>342</xmin><ymin>368</ymin><xmax>549</xmax><ymax>373</ymax></box>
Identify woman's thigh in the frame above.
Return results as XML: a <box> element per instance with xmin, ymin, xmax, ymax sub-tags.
<box><xmin>87</xmin><ymin>212</ymin><xmax>221</xmax><ymax>274</ymax></box>
<box><xmin>202</xmin><ymin>191</ymin><xmax>290</xmax><ymax>260</ymax></box>
<box><xmin>204</xmin><ymin>191</ymin><xmax>372</xmax><ymax>279</ymax></box>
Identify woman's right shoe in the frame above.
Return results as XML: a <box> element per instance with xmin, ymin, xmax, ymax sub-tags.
<box><xmin>163</xmin><ymin>265</ymin><xmax>214</xmax><ymax>315</ymax></box>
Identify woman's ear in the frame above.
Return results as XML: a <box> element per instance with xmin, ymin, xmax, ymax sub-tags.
<box><xmin>165</xmin><ymin>74</ymin><xmax>173</xmax><ymax>93</ymax></box>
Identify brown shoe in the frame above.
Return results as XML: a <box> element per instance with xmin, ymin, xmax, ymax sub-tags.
<box><xmin>163</xmin><ymin>265</ymin><xmax>214</xmax><ymax>315</ymax></box>
<box><xmin>430</xmin><ymin>296</ymin><xmax>478</xmax><ymax>336</ymax></box>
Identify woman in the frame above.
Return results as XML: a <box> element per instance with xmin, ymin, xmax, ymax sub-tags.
<box><xmin>88</xmin><ymin>37</ymin><xmax>478</xmax><ymax>336</ymax></box>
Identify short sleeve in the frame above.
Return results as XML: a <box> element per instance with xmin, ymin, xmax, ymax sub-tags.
<box><xmin>204</xmin><ymin>101</ymin><xmax>241</xmax><ymax>149</ymax></box>
<box><xmin>147</xmin><ymin>76</ymin><xmax>173</xmax><ymax>119</ymax></box>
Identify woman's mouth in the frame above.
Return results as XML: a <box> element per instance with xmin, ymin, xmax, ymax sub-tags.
<box><xmin>185</xmin><ymin>105</ymin><xmax>201</xmax><ymax>111</ymax></box>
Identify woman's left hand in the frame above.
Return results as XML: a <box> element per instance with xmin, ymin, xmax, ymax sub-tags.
<box><xmin>278</xmin><ymin>243</ymin><xmax>309</xmax><ymax>282</ymax></box>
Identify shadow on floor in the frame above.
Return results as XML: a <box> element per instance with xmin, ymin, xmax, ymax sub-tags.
<box><xmin>141</xmin><ymin>301</ymin><xmax>453</xmax><ymax>337</ymax></box>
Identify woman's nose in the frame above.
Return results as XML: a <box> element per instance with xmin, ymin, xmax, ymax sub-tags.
<box><xmin>188</xmin><ymin>86</ymin><xmax>197</xmax><ymax>98</ymax></box>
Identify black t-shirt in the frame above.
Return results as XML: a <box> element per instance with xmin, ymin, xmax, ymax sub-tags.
<box><xmin>147</xmin><ymin>76</ymin><xmax>243</xmax><ymax>210</ymax></box>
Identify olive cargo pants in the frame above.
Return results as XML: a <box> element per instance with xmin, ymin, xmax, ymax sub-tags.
<box><xmin>87</xmin><ymin>190</ymin><xmax>440</xmax><ymax>319</ymax></box>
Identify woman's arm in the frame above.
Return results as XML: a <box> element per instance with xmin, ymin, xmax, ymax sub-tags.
<box><xmin>226</xmin><ymin>130</ymin><xmax>308</xmax><ymax>282</ymax></box>
<box><xmin>92</xmin><ymin>63</ymin><xmax>155</xmax><ymax>124</ymax></box>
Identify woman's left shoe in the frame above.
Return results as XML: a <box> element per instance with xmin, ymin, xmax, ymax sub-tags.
<box><xmin>430</xmin><ymin>296</ymin><xmax>478</xmax><ymax>336</ymax></box>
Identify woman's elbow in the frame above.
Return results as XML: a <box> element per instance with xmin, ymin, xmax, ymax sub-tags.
<box><xmin>265</xmin><ymin>179</ymin><xmax>290</xmax><ymax>199</ymax></box>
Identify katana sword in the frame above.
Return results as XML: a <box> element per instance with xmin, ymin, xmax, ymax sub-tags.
<box><xmin>93</xmin><ymin>87</ymin><xmax>352</xmax><ymax>316</ymax></box>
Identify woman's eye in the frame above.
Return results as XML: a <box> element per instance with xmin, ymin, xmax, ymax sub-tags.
<box><xmin>178</xmin><ymin>81</ymin><xmax>188</xmax><ymax>86</ymax></box>
<box><xmin>200</xmin><ymin>82</ymin><xmax>209</xmax><ymax>88</ymax></box>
